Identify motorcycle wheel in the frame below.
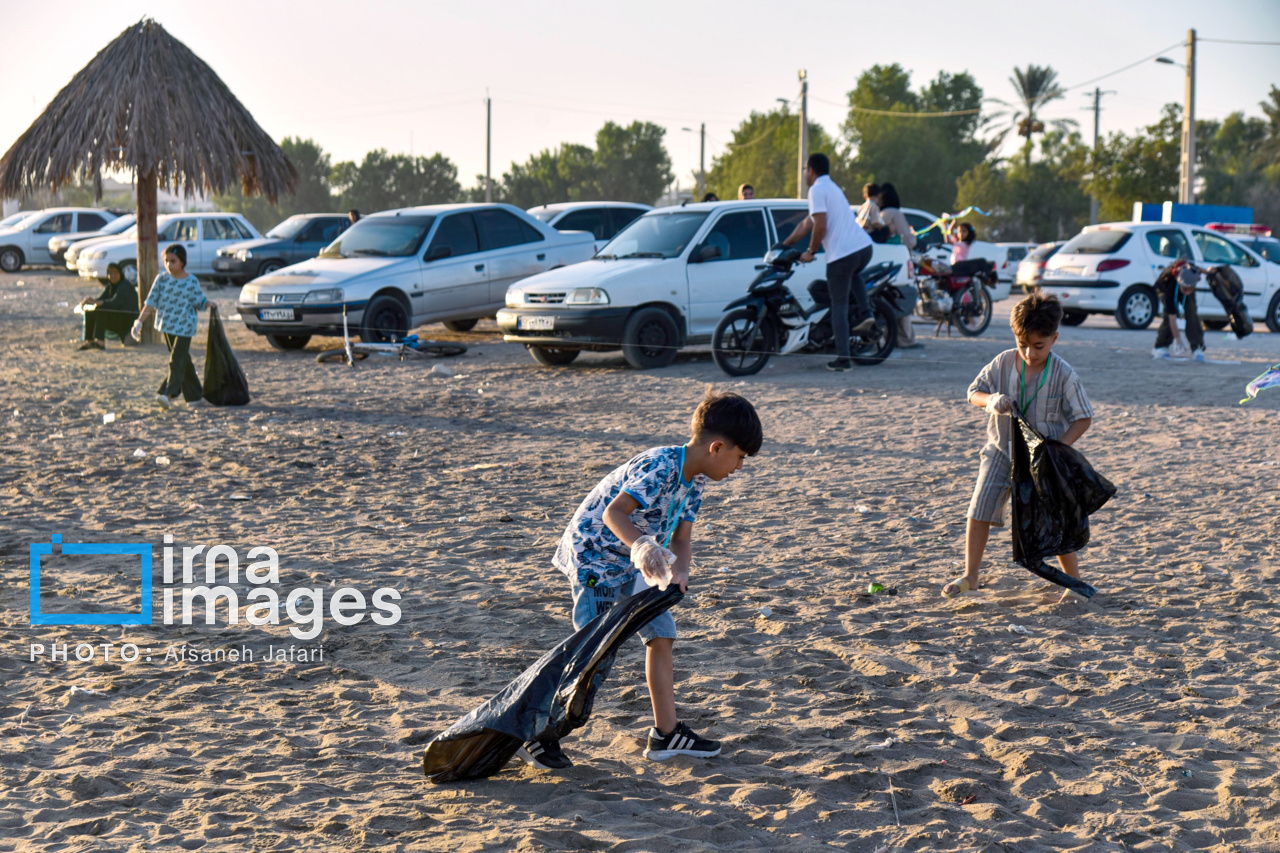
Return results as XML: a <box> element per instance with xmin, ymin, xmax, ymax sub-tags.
<box><xmin>849</xmin><ymin>301</ymin><xmax>898</xmax><ymax>365</ymax></box>
<box><xmin>953</xmin><ymin>284</ymin><xmax>993</xmax><ymax>337</ymax></box>
<box><xmin>711</xmin><ymin>308</ymin><xmax>776</xmax><ymax>376</ymax></box>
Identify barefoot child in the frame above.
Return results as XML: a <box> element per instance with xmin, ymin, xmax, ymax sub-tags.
<box><xmin>519</xmin><ymin>390</ymin><xmax>763</xmax><ymax>770</ymax></box>
<box><xmin>944</xmin><ymin>293</ymin><xmax>1094</xmax><ymax>600</ymax></box>
<box><xmin>131</xmin><ymin>244</ymin><xmax>208</xmax><ymax>409</ymax></box>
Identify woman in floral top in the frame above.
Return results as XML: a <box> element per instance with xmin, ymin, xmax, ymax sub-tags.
<box><xmin>131</xmin><ymin>244</ymin><xmax>209</xmax><ymax>409</ymax></box>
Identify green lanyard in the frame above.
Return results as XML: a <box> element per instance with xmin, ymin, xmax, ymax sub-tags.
<box><xmin>1019</xmin><ymin>353</ymin><xmax>1051</xmax><ymax>416</ymax></box>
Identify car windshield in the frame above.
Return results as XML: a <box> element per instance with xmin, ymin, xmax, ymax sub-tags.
<box><xmin>320</xmin><ymin>215</ymin><xmax>435</xmax><ymax>258</ymax></box>
<box><xmin>530</xmin><ymin>209</ymin><xmax>560</xmax><ymax>223</ymax></box>
<box><xmin>101</xmin><ymin>215</ymin><xmax>135</xmax><ymax>234</ymax></box>
<box><xmin>597</xmin><ymin>212</ymin><xmax>708</xmax><ymax>259</ymax></box>
<box><xmin>1028</xmin><ymin>243</ymin><xmax>1062</xmax><ymax>262</ymax></box>
<box><xmin>1060</xmin><ymin>230</ymin><xmax>1132</xmax><ymax>255</ymax></box>
<box><xmin>266</xmin><ymin>216</ymin><xmax>309</xmax><ymax>240</ymax></box>
<box><xmin>0</xmin><ymin>212</ymin><xmax>33</xmax><ymax>229</ymax></box>
<box><xmin>1246</xmin><ymin>239</ymin><xmax>1280</xmax><ymax>263</ymax></box>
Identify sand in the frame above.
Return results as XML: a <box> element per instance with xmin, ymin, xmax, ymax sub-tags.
<box><xmin>2</xmin><ymin>267</ymin><xmax>1279</xmax><ymax>852</ymax></box>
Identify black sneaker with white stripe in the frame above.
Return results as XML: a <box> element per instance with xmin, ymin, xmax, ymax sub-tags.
<box><xmin>644</xmin><ymin>722</ymin><xmax>721</xmax><ymax>761</ymax></box>
<box><xmin>516</xmin><ymin>737</ymin><xmax>573</xmax><ymax>770</ymax></box>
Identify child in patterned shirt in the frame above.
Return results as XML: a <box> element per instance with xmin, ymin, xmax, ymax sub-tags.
<box><xmin>516</xmin><ymin>390</ymin><xmax>763</xmax><ymax>772</ymax></box>
<box><xmin>131</xmin><ymin>244</ymin><xmax>209</xmax><ymax>409</ymax></box>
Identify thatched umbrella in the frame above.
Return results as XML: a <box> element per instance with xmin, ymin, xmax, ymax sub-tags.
<box><xmin>0</xmin><ymin>18</ymin><xmax>295</xmax><ymax>341</ymax></box>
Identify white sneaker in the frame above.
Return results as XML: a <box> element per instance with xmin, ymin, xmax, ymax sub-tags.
<box><xmin>154</xmin><ymin>394</ymin><xmax>172</xmax><ymax>410</ymax></box>
<box><xmin>1151</xmin><ymin>347</ymin><xmax>1170</xmax><ymax>359</ymax></box>
<box><xmin>1193</xmin><ymin>350</ymin><xmax>1206</xmax><ymax>362</ymax></box>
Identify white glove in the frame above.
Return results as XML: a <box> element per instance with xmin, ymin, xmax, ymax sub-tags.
<box><xmin>984</xmin><ymin>393</ymin><xmax>1014</xmax><ymax>415</ymax></box>
<box><xmin>630</xmin><ymin>534</ymin><xmax>676</xmax><ymax>590</ymax></box>
<box><xmin>130</xmin><ymin>319</ymin><xmax>145</xmax><ymax>341</ymax></box>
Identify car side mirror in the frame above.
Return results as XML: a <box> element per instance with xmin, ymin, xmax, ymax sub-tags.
<box><xmin>691</xmin><ymin>245</ymin><xmax>721</xmax><ymax>263</ymax></box>
<box><xmin>425</xmin><ymin>245</ymin><xmax>452</xmax><ymax>261</ymax></box>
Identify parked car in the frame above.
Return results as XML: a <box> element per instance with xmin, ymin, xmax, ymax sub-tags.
<box><xmin>1207</xmin><ymin>223</ymin><xmax>1280</xmax><ymax>266</ymax></box>
<box><xmin>0</xmin><ymin>207</ymin><xmax>118</xmax><ymax>271</ymax></box>
<box><xmin>212</xmin><ymin>214</ymin><xmax>352</xmax><ymax>285</ymax></box>
<box><xmin>50</xmin><ymin>213</ymin><xmax>136</xmax><ymax>264</ymax></box>
<box><xmin>496</xmin><ymin>199</ymin><xmax>915</xmax><ymax>368</ymax></box>
<box><xmin>528</xmin><ymin>202</ymin><xmax>652</xmax><ymax>252</ymax></box>
<box><xmin>77</xmin><ymin>213</ymin><xmax>260</xmax><ymax>285</ymax></box>
<box><xmin>899</xmin><ymin>207</ymin><xmax>1009</xmax><ymax>301</ymax></box>
<box><xmin>1015</xmin><ymin>241</ymin><xmax>1066</xmax><ymax>293</ymax></box>
<box><xmin>995</xmin><ymin>242</ymin><xmax>1039</xmax><ymax>284</ymax></box>
<box><xmin>65</xmin><ymin>216</ymin><xmax>139</xmax><ymax>271</ymax></box>
<box><xmin>1043</xmin><ymin>221</ymin><xmax>1280</xmax><ymax>331</ymax></box>
<box><xmin>237</xmin><ymin>203</ymin><xmax>597</xmax><ymax>351</ymax></box>
<box><xmin>0</xmin><ymin>211</ymin><xmax>35</xmax><ymax>230</ymax></box>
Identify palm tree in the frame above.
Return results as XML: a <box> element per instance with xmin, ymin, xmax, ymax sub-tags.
<box><xmin>991</xmin><ymin>65</ymin><xmax>1078</xmax><ymax>165</ymax></box>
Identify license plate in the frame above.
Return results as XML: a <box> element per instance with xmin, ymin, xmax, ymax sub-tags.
<box><xmin>213</xmin><ymin>260</ymin><xmax>232</xmax><ymax>270</ymax></box>
<box><xmin>259</xmin><ymin>308</ymin><xmax>296</xmax><ymax>321</ymax></box>
<box><xmin>517</xmin><ymin>315</ymin><xmax>555</xmax><ymax>331</ymax></box>
<box><xmin>1055</xmin><ymin>266</ymin><xmax>1084</xmax><ymax>276</ymax></box>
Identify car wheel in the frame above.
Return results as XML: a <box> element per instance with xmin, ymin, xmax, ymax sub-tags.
<box><xmin>257</xmin><ymin>261</ymin><xmax>284</xmax><ymax>278</ymax></box>
<box><xmin>621</xmin><ymin>307</ymin><xmax>679</xmax><ymax>369</ymax></box>
<box><xmin>0</xmin><ymin>247</ymin><xmax>23</xmax><ymax>273</ymax></box>
<box><xmin>1266</xmin><ymin>291</ymin><xmax>1280</xmax><ymax>333</ymax></box>
<box><xmin>1115</xmin><ymin>285</ymin><xmax>1156</xmax><ymax>329</ymax></box>
<box><xmin>119</xmin><ymin>260</ymin><xmax>138</xmax><ymax>286</ymax></box>
<box><xmin>443</xmin><ymin>318</ymin><xmax>479</xmax><ymax>332</ymax></box>
<box><xmin>1201</xmin><ymin>319</ymin><xmax>1229</xmax><ymax>331</ymax></box>
<box><xmin>1061</xmin><ymin>309</ymin><xmax>1088</xmax><ymax>326</ymax></box>
<box><xmin>265</xmin><ymin>334</ymin><xmax>311</xmax><ymax>351</ymax></box>
<box><xmin>360</xmin><ymin>294</ymin><xmax>411</xmax><ymax>343</ymax></box>
<box><xmin>527</xmin><ymin>345</ymin><xmax>580</xmax><ymax>366</ymax></box>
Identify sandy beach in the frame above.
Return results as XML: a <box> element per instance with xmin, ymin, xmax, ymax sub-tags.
<box><xmin>3</xmin><ymin>267</ymin><xmax>1280</xmax><ymax>852</ymax></box>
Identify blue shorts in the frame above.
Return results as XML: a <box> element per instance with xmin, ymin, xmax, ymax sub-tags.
<box><xmin>570</xmin><ymin>572</ymin><xmax>677</xmax><ymax>645</ymax></box>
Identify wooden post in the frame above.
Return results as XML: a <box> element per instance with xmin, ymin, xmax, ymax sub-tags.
<box><xmin>136</xmin><ymin>170</ymin><xmax>159</xmax><ymax>344</ymax></box>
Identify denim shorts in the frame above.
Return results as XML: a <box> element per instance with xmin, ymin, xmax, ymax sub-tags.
<box><xmin>570</xmin><ymin>572</ymin><xmax>676</xmax><ymax>645</ymax></box>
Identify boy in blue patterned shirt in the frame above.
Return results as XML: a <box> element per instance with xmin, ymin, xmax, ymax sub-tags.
<box><xmin>518</xmin><ymin>391</ymin><xmax>763</xmax><ymax>771</ymax></box>
<box><xmin>131</xmin><ymin>244</ymin><xmax>209</xmax><ymax>409</ymax></box>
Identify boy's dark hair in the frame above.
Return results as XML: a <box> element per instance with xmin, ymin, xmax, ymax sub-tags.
<box><xmin>1011</xmin><ymin>292</ymin><xmax>1063</xmax><ymax>337</ymax></box>
<box><xmin>691</xmin><ymin>390</ymin><xmax>763</xmax><ymax>455</ymax></box>
<box><xmin>807</xmin><ymin>153</ymin><xmax>830</xmax><ymax>176</ymax></box>
<box><xmin>863</xmin><ymin>182</ymin><xmax>880</xmax><ymax>197</ymax></box>
<box><xmin>163</xmin><ymin>244</ymin><xmax>186</xmax><ymax>266</ymax></box>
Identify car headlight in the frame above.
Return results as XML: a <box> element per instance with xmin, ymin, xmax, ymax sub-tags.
<box><xmin>302</xmin><ymin>288</ymin><xmax>344</xmax><ymax>304</ymax></box>
<box><xmin>241</xmin><ymin>285</ymin><xmax>259</xmax><ymax>303</ymax></box>
<box><xmin>235</xmin><ymin>249</ymin><xmax>254</xmax><ymax>261</ymax></box>
<box><xmin>566</xmin><ymin>287</ymin><xmax>609</xmax><ymax>305</ymax></box>
<box><xmin>505</xmin><ymin>288</ymin><xmax>524</xmax><ymax>308</ymax></box>
<box><xmin>88</xmin><ymin>250</ymin><xmax>104</xmax><ymax>260</ymax></box>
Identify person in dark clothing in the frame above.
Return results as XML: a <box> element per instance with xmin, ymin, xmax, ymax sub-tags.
<box><xmin>348</xmin><ymin>209</ymin><xmax>361</xmax><ymax>225</ymax></box>
<box><xmin>76</xmin><ymin>263</ymin><xmax>139</xmax><ymax>350</ymax></box>
<box><xmin>1152</xmin><ymin>262</ymin><xmax>1205</xmax><ymax>360</ymax></box>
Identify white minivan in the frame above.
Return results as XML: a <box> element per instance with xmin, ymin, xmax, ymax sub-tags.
<box><xmin>497</xmin><ymin>199</ymin><xmax>914</xmax><ymax>367</ymax></box>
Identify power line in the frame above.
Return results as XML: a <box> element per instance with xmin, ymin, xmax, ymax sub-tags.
<box><xmin>1199</xmin><ymin>38</ymin><xmax>1280</xmax><ymax>45</ymax></box>
<box><xmin>1061</xmin><ymin>41</ymin><xmax>1187</xmax><ymax>91</ymax></box>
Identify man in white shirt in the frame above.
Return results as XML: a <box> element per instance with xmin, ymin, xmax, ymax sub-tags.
<box><xmin>782</xmin><ymin>153</ymin><xmax>874</xmax><ymax>371</ymax></box>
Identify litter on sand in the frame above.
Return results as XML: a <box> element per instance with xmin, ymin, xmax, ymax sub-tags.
<box><xmin>229</xmin><ymin>494</ymin><xmax>250</xmax><ymax>501</ymax></box>
<box><xmin>855</xmin><ymin>504</ymin><xmax>871</xmax><ymax>513</ymax></box>
<box><xmin>132</xmin><ymin>448</ymin><xmax>146</xmax><ymax>458</ymax></box>
<box><xmin>868</xmin><ymin>737</ymin><xmax>897</xmax><ymax>750</ymax></box>
<box><xmin>1007</xmin><ymin>624</ymin><xmax>1031</xmax><ymax>635</ymax></box>
<box><xmin>68</xmin><ymin>686</ymin><xmax>107</xmax><ymax>698</ymax></box>
<box><xmin>758</xmin><ymin>606</ymin><xmax>773</xmax><ymax>618</ymax></box>
<box><xmin>101</xmin><ymin>413</ymin><xmax>116</xmax><ymax>424</ymax></box>
<box><xmin>1241</xmin><ymin>363</ymin><xmax>1280</xmax><ymax>404</ymax></box>
<box><xmin>429</xmin><ymin>364</ymin><xmax>456</xmax><ymax>378</ymax></box>
<box><xmin>154</xmin><ymin>456</ymin><xmax>170</xmax><ymax>466</ymax></box>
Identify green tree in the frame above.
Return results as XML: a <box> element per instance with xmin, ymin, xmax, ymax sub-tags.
<box><xmin>991</xmin><ymin>65</ymin><xmax>1077</xmax><ymax>165</ymax></box>
<box><xmin>498</xmin><ymin>143</ymin><xmax>599</xmax><ymax>209</ymax></box>
<box><xmin>956</xmin><ymin>131</ymin><xmax>1091</xmax><ymax>241</ymax></box>
<box><xmin>591</xmin><ymin>121</ymin><xmax>673</xmax><ymax>203</ymax></box>
<box><xmin>214</xmin><ymin>137</ymin><xmax>335</xmax><ymax>232</ymax></box>
<box><xmin>329</xmin><ymin>150</ymin><xmax>461</xmax><ymax>213</ymax></box>
<box><xmin>1087</xmin><ymin>104</ymin><xmax>1182</xmax><ymax>222</ymax></box>
<box><xmin>705</xmin><ymin>108</ymin><xmax>837</xmax><ymax>200</ymax></box>
<box><xmin>840</xmin><ymin>64</ymin><xmax>989</xmax><ymax>215</ymax></box>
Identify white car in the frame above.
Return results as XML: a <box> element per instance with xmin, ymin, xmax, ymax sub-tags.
<box><xmin>77</xmin><ymin>212</ymin><xmax>259</xmax><ymax>285</ymax></box>
<box><xmin>65</xmin><ymin>216</ymin><xmax>139</xmax><ymax>271</ymax></box>
<box><xmin>237</xmin><ymin>203</ymin><xmax>597</xmax><ymax>350</ymax></box>
<box><xmin>0</xmin><ymin>207</ymin><xmax>118</xmax><ymax>271</ymax></box>
<box><xmin>995</xmin><ymin>242</ymin><xmax>1040</xmax><ymax>284</ymax></box>
<box><xmin>0</xmin><ymin>211</ymin><xmax>35</xmax><ymax>230</ymax></box>
<box><xmin>51</xmin><ymin>214</ymin><xmax>136</xmax><ymax>265</ymax></box>
<box><xmin>497</xmin><ymin>199</ymin><xmax>915</xmax><ymax>368</ymax></box>
<box><xmin>528</xmin><ymin>202</ymin><xmax>652</xmax><ymax>252</ymax></box>
<box><xmin>899</xmin><ymin>207</ymin><xmax>1010</xmax><ymax>301</ymax></box>
<box><xmin>1042</xmin><ymin>221</ymin><xmax>1280</xmax><ymax>331</ymax></box>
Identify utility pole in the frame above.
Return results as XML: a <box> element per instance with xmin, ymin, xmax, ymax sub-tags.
<box><xmin>484</xmin><ymin>92</ymin><xmax>493</xmax><ymax>203</ymax></box>
<box><xmin>699</xmin><ymin>122</ymin><xmax>706</xmax><ymax>200</ymax></box>
<box><xmin>1179</xmin><ymin>29</ymin><xmax>1197</xmax><ymax>204</ymax></box>
<box><xmin>797</xmin><ymin>69</ymin><xmax>809</xmax><ymax>200</ymax></box>
<box><xmin>1083</xmin><ymin>87</ymin><xmax>1115</xmax><ymax>225</ymax></box>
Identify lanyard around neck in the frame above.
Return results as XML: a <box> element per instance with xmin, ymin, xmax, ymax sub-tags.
<box><xmin>1019</xmin><ymin>353</ymin><xmax>1051</xmax><ymax>416</ymax></box>
<box><xmin>661</xmin><ymin>446</ymin><xmax>692</xmax><ymax>548</ymax></box>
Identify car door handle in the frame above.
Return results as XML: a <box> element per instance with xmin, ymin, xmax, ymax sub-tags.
<box><xmin>537</xmin><ymin>253</ymin><xmax>546</xmax><ymax>261</ymax></box>
<box><xmin>475</xmin><ymin>263</ymin><xmax>485</xmax><ymax>271</ymax></box>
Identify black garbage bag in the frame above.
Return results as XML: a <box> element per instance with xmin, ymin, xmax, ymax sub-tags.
<box><xmin>1206</xmin><ymin>265</ymin><xmax>1253</xmax><ymax>339</ymax></box>
<box><xmin>1009</xmin><ymin>415</ymin><xmax>1116</xmax><ymax>599</ymax></box>
<box><xmin>202</xmin><ymin>305</ymin><xmax>250</xmax><ymax>406</ymax></box>
<box><xmin>423</xmin><ymin>585</ymin><xmax>683</xmax><ymax>783</ymax></box>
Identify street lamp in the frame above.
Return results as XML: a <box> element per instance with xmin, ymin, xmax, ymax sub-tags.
<box><xmin>1156</xmin><ymin>30</ymin><xmax>1197</xmax><ymax>204</ymax></box>
<box><xmin>682</xmin><ymin>125</ymin><xmax>706</xmax><ymax>201</ymax></box>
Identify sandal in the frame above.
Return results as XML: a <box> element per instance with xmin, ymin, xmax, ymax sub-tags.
<box><xmin>942</xmin><ymin>575</ymin><xmax>977</xmax><ymax>598</ymax></box>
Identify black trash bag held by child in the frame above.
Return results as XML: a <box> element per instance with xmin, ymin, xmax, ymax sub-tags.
<box><xmin>1206</xmin><ymin>265</ymin><xmax>1253</xmax><ymax>339</ymax></box>
<box><xmin>1009</xmin><ymin>415</ymin><xmax>1116</xmax><ymax>599</ymax></box>
<box><xmin>202</xmin><ymin>304</ymin><xmax>250</xmax><ymax>406</ymax></box>
<box><xmin>423</xmin><ymin>585</ymin><xmax>683</xmax><ymax>783</ymax></box>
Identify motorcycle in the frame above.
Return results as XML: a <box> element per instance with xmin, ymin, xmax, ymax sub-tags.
<box><xmin>914</xmin><ymin>256</ymin><xmax>995</xmax><ymax>336</ymax></box>
<box><xmin>710</xmin><ymin>245</ymin><xmax>909</xmax><ymax>377</ymax></box>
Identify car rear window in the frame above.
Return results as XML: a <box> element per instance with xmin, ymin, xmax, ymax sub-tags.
<box><xmin>1060</xmin><ymin>230</ymin><xmax>1132</xmax><ymax>255</ymax></box>
<box><xmin>1027</xmin><ymin>243</ymin><xmax>1061</xmax><ymax>262</ymax></box>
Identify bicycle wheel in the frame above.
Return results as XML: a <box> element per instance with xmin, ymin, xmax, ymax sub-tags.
<box><xmin>401</xmin><ymin>341</ymin><xmax>468</xmax><ymax>359</ymax></box>
<box><xmin>316</xmin><ymin>347</ymin><xmax>370</xmax><ymax>364</ymax></box>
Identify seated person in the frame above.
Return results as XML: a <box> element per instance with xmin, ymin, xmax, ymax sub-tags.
<box><xmin>76</xmin><ymin>263</ymin><xmax>139</xmax><ymax>350</ymax></box>
<box><xmin>948</xmin><ymin>222</ymin><xmax>993</xmax><ymax>277</ymax></box>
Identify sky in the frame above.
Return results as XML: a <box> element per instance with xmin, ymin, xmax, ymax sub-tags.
<box><xmin>1</xmin><ymin>0</ymin><xmax>1278</xmax><ymax>202</ymax></box>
